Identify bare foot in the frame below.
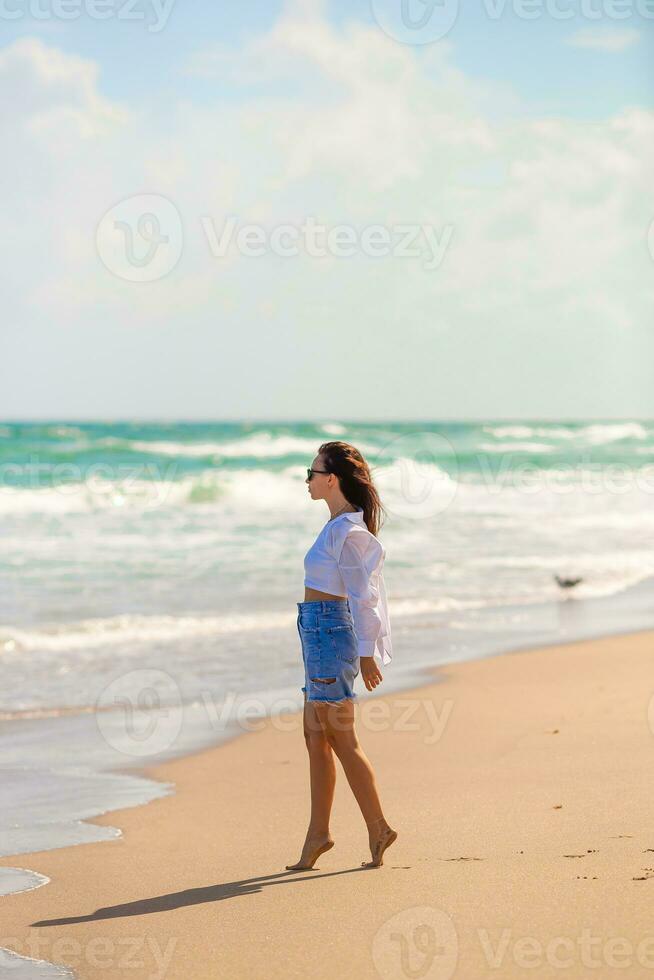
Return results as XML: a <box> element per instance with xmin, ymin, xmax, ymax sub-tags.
<box><xmin>362</xmin><ymin>818</ymin><xmax>398</xmax><ymax>869</ymax></box>
<box><xmin>286</xmin><ymin>833</ymin><xmax>334</xmax><ymax>871</ymax></box>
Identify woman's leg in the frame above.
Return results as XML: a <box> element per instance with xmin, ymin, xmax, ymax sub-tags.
<box><xmin>285</xmin><ymin>696</ymin><xmax>337</xmax><ymax>870</ymax></box>
<box><xmin>304</xmin><ymin>698</ymin><xmax>337</xmax><ymax>834</ymax></box>
<box><xmin>317</xmin><ymin>699</ymin><xmax>398</xmax><ymax>867</ymax></box>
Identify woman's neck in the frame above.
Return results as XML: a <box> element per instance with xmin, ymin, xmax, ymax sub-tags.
<box><xmin>327</xmin><ymin>501</ymin><xmax>357</xmax><ymax>520</ymax></box>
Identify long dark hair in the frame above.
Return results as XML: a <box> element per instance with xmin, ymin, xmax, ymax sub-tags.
<box><xmin>318</xmin><ymin>441</ymin><xmax>387</xmax><ymax>536</ymax></box>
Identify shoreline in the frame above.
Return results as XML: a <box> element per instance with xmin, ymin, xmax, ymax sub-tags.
<box><xmin>5</xmin><ymin>568</ymin><xmax>654</xmax><ymax>727</ymax></box>
<box><xmin>3</xmin><ymin>625</ymin><xmax>654</xmax><ymax>979</ymax></box>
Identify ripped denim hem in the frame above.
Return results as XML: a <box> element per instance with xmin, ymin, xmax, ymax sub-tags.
<box><xmin>305</xmin><ymin>693</ymin><xmax>359</xmax><ymax>704</ymax></box>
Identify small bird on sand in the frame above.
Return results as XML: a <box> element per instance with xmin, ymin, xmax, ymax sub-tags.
<box><xmin>554</xmin><ymin>574</ymin><xmax>583</xmax><ymax>589</ymax></box>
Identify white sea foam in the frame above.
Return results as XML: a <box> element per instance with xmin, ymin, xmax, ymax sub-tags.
<box><xmin>387</xmin><ymin>596</ymin><xmax>490</xmax><ymax>615</ymax></box>
<box><xmin>580</xmin><ymin>422</ymin><xmax>649</xmax><ymax>444</ymax></box>
<box><xmin>46</xmin><ymin>425</ymin><xmax>85</xmax><ymax>438</ymax></box>
<box><xmin>479</xmin><ymin>441</ymin><xmax>555</xmax><ymax>453</ymax></box>
<box><xmin>483</xmin><ymin>425</ymin><xmax>577</xmax><ymax>439</ymax></box>
<box><xmin>5</xmin><ymin>458</ymin><xmax>652</xmax><ymax>523</ymax></box>
<box><xmin>483</xmin><ymin>423</ymin><xmax>651</xmax><ymax>444</ymax></box>
<box><xmin>483</xmin><ymin>425</ymin><xmax>535</xmax><ymax>438</ymax></box>
<box><xmin>0</xmin><ymin>466</ymin><xmax>293</xmax><ymax>514</ymax></box>
<box><xmin>0</xmin><ymin>947</ymin><xmax>75</xmax><ymax>979</ymax></box>
<box><xmin>0</xmin><ymin>867</ymin><xmax>49</xmax><ymax>898</ymax></box>
<box><xmin>100</xmin><ymin>433</ymin><xmax>374</xmax><ymax>460</ymax></box>
<box><xmin>0</xmin><ymin>611</ymin><xmax>296</xmax><ymax>655</ymax></box>
<box><xmin>0</xmin><ymin>460</ymin><xmax>388</xmax><ymax>514</ymax></box>
<box><xmin>0</xmin><ymin>479</ymin><xmax>179</xmax><ymax>514</ymax></box>
<box><xmin>0</xmin><ymin>594</ymin><xmax>483</xmax><ymax>658</ymax></box>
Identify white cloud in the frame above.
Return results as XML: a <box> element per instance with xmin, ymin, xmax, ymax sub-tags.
<box><xmin>0</xmin><ymin>36</ymin><xmax>127</xmax><ymax>138</ymax></box>
<box><xmin>564</xmin><ymin>27</ymin><xmax>641</xmax><ymax>52</ymax></box>
<box><xmin>1</xmin><ymin>14</ymin><xmax>652</xmax><ymax>361</ymax></box>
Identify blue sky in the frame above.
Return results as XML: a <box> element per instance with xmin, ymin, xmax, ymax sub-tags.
<box><xmin>1</xmin><ymin>0</ymin><xmax>653</xmax><ymax>420</ymax></box>
<box><xmin>6</xmin><ymin>0</ymin><xmax>652</xmax><ymax>114</ymax></box>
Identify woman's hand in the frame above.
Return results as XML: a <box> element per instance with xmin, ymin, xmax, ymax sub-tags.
<box><xmin>360</xmin><ymin>656</ymin><xmax>383</xmax><ymax>691</ymax></box>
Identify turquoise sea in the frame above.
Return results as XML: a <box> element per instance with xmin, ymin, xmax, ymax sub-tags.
<box><xmin>2</xmin><ymin>418</ymin><xmax>654</xmax><ymax>713</ymax></box>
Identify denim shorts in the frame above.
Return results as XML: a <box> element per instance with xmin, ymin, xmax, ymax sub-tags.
<box><xmin>296</xmin><ymin>599</ymin><xmax>360</xmax><ymax>704</ymax></box>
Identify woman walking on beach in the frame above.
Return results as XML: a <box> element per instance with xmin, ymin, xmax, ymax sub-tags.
<box><xmin>286</xmin><ymin>441</ymin><xmax>397</xmax><ymax>871</ymax></box>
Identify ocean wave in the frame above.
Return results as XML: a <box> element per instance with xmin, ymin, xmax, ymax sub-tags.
<box><xmin>482</xmin><ymin>424</ymin><xmax>575</xmax><ymax>439</ymax></box>
<box><xmin>0</xmin><ymin>479</ymin><xmax>192</xmax><ymax>514</ymax></box>
<box><xmin>387</xmin><ymin>596</ymin><xmax>491</xmax><ymax>615</ymax></box>
<box><xmin>0</xmin><ymin>597</ymin><xmax>498</xmax><ymax>661</ymax></box>
<box><xmin>0</xmin><ymin>611</ymin><xmax>296</xmax><ymax>654</ymax></box>
<box><xmin>46</xmin><ymin>425</ymin><xmax>85</xmax><ymax>438</ymax></box>
<box><xmin>2</xmin><ymin>456</ymin><xmax>653</xmax><ymax>515</ymax></box>
<box><xmin>0</xmin><ymin>595</ymin><xmax>454</xmax><ymax>656</ymax></box>
<box><xmin>581</xmin><ymin>422</ymin><xmax>649</xmax><ymax>444</ymax></box>
<box><xmin>482</xmin><ymin>422</ymin><xmax>651</xmax><ymax>444</ymax></box>
<box><xmin>0</xmin><ymin>466</ymin><xmax>311</xmax><ymax>513</ymax></box>
<box><xmin>479</xmin><ymin>441</ymin><xmax>555</xmax><ymax>453</ymax></box>
<box><xmin>97</xmin><ymin>433</ymin><xmax>353</xmax><ymax>460</ymax></box>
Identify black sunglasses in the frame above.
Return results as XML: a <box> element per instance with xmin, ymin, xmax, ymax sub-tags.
<box><xmin>307</xmin><ymin>467</ymin><xmax>330</xmax><ymax>480</ymax></box>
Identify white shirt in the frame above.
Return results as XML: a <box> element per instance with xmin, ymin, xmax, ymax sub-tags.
<box><xmin>303</xmin><ymin>506</ymin><xmax>392</xmax><ymax>665</ymax></box>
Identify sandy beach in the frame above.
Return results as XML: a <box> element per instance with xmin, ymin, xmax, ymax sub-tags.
<box><xmin>3</xmin><ymin>627</ymin><xmax>654</xmax><ymax>979</ymax></box>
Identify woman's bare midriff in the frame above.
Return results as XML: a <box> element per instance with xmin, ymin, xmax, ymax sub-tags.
<box><xmin>303</xmin><ymin>587</ymin><xmax>347</xmax><ymax>602</ymax></box>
